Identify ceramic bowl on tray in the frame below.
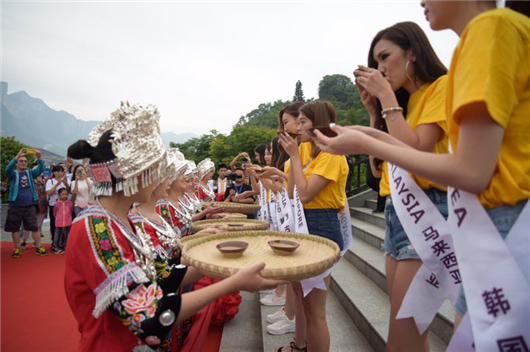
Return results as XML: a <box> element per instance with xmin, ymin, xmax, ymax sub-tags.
<box><xmin>216</xmin><ymin>241</ymin><xmax>249</xmax><ymax>258</ymax></box>
<box><xmin>268</xmin><ymin>240</ymin><xmax>300</xmax><ymax>256</ymax></box>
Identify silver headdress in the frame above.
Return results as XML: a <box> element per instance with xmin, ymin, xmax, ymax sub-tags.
<box><xmin>184</xmin><ymin>160</ymin><xmax>198</xmax><ymax>180</ymax></box>
<box><xmin>167</xmin><ymin>148</ymin><xmax>188</xmax><ymax>182</ymax></box>
<box><xmin>86</xmin><ymin>102</ymin><xmax>167</xmax><ymax>197</ymax></box>
<box><xmin>197</xmin><ymin>158</ymin><xmax>215</xmax><ymax>181</ymax></box>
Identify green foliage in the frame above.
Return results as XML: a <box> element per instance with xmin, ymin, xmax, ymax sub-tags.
<box><xmin>170</xmin><ymin>126</ymin><xmax>277</xmax><ymax>169</ymax></box>
<box><xmin>170</xmin><ymin>130</ymin><xmax>222</xmax><ymax>163</ymax></box>
<box><xmin>318</xmin><ymin>74</ymin><xmax>370</xmax><ymax>126</ymax></box>
<box><xmin>293</xmin><ymin>80</ymin><xmax>305</xmax><ymax>102</ymax></box>
<box><xmin>1</xmin><ymin>137</ymin><xmax>35</xmax><ymax>202</ymax></box>
<box><xmin>235</xmin><ymin>100</ymin><xmax>290</xmax><ymax>130</ymax></box>
<box><xmin>168</xmin><ymin>75</ymin><xmax>371</xmax><ymax>190</ymax></box>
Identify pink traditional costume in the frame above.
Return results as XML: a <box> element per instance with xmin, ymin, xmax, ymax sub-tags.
<box><xmin>65</xmin><ymin>103</ymin><xmax>188</xmax><ymax>352</ymax></box>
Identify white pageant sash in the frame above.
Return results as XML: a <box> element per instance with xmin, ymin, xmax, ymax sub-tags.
<box><xmin>257</xmin><ymin>182</ymin><xmax>267</xmax><ymax>221</ymax></box>
<box><xmin>338</xmin><ymin>199</ymin><xmax>353</xmax><ymax>257</ymax></box>
<box><xmin>301</xmin><ymin>196</ymin><xmax>352</xmax><ymax>297</ymax></box>
<box><xmin>269</xmin><ymin>192</ymin><xmax>278</xmax><ymax>231</ymax></box>
<box><xmin>446</xmin><ymin>187</ymin><xmax>530</xmax><ymax>352</ymax></box>
<box><xmin>388</xmin><ymin>163</ymin><xmax>461</xmax><ymax>334</ymax></box>
<box><xmin>276</xmin><ymin>186</ymin><xmax>295</xmax><ymax>232</ymax></box>
<box><xmin>293</xmin><ymin>185</ymin><xmax>309</xmax><ymax>234</ymax></box>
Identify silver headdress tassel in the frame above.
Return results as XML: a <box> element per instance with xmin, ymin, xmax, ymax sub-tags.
<box><xmin>167</xmin><ymin>148</ymin><xmax>188</xmax><ymax>182</ymax></box>
<box><xmin>184</xmin><ymin>160</ymin><xmax>198</xmax><ymax>181</ymax></box>
<box><xmin>86</xmin><ymin>102</ymin><xmax>167</xmax><ymax>197</ymax></box>
<box><xmin>197</xmin><ymin>158</ymin><xmax>215</xmax><ymax>181</ymax></box>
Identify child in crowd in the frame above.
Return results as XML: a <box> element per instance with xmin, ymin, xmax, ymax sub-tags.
<box><xmin>53</xmin><ymin>188</ymin><xmax>73</xmax><ymax>254</ymax></box>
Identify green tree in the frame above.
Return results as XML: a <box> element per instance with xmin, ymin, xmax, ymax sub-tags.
<box><xmin>293</xmin><ymin>80</ymin><xmax>305</xmax><ymax>102</ymax></box>
<box><xmin>211</xmin><ymin>125</ymin><xmax>277</xmax><ymax>166</ymax></box>
<box><xmin>318</xmin><ymin>74</ymin><xmax>356</xmax><ymax>106</ymax></box>
<box><xmin>170</xmin><ymin>130</ymin><xmax>221</xmax><ymax>163</ymax></box>
<box><xmin>235</xmin><ymin>100</ymin><xmax>290</xmax><ymax>129</ymax></box>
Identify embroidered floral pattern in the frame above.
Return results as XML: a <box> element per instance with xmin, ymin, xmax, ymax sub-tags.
<box><xmin>157</xmin><ymin>204</ymin><xmax>174</xmax><ymax>228</ymax></box>
<box><xmin>122</xmin><ymin>284</ymin><xmax>163</xmax><ymax>316</ymax></box>
<box><xmin>88</xmin><ymin>215</ymin><xmax>127</xmax><ymax>274</ymax></box>
<box><xmin>113</xmin><ymin>282</ymin><xmax>165</xmax><ymax>335</ymax></box>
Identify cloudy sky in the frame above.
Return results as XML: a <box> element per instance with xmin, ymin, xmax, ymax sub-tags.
<box><xmin>2</xmin><ymin>0</ymin><xmax>459</xmax><ymax>136</ymax></box>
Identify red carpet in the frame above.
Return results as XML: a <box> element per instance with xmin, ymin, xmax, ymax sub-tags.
<box><xmin>1</xmin><ymin>242</ymin><xmax>222</xmax><ymax>352</ymax></box>
<box><xmin>1</xmin><ymin>242</ymin><xmax>79</xmax><ymax>352</ymax></box>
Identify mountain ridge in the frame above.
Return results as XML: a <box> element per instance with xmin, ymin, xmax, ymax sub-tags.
<box><xmin>0</xmin><ymin>82</ymin><xmax>197</xmax><ymax>156</ymax></box>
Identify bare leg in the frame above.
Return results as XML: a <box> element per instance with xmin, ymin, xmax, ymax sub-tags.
<box><xmin>275</xmin><ymin>284</ymin><xmax>286</xmax><ymax>295</ymax></box>
<box><xmin>284</xmin><ymin>284</ymin><xmax>295</xmax><ymax>320</ymax></box>
<box><xmin>385</xmin><ymin>255</ymin><xmax>399</xmax><ymax>302</ymax></box>
<box><xmin>31</xmin><ymin>231</ymin><xmax>41</xmax><ymax>247</ymax></box>
<box><xmin>387</xmin><ymin>259</ymin><xmax>429</xmax><ymax>352</ymax></box>
<box><xmin>12</xmin><ymin>231</ymin><xmax>21</xmax><ymax>248</ymax></box>
<box><xmin>276</xmin><ymin>283</ymin><xmax>306</xmax><ymax>352</ymax></box>
<box><xmin>454</xmin><ymin>312</ymin><xmax>463</xmax><ymax>331</ymax></box>
<box><xmin>302</xmin><ymin>276</ymin><xmax>331</xmax><ymax>352</ymax></box>
<box><xmin>293</xmin><ymin>283</ymin><xmax>307</xmax><ymax>348</ymax></box>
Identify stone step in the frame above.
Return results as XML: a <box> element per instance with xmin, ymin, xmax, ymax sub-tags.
<box><xmin>351</xmin><ymin>217</ymin><xmax>385</xmax><ymax>251</ymax></box>
<box><xmin>343</xmin><ymin>237</ymin><xmax>455</xmax><ymax>344</ymax></box>
<box><xmin>259</xmin><ymin>289</ymin><xmax>375</xmax><ymax>352</ymax></box>
<box><xmin>364</xmin><ymin>198</ymin><xmax>378</xmax><ymax>210</ymax></box>
<box><xmin>330</xmin><ymin>258</ymin><xmax>448</xmax><ymax>352</ymax></box>
<box><xmin>350</xmin><ymin>207</ymin><xmax>386</xmax><ymax>229</ymax></box>
<box><xmin>220</xmin><ymin>291</ymin><xmax>264</xmax><ymax>351</ymax></box>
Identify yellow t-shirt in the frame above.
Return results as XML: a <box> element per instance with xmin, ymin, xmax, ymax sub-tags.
<box><xmin>284</xmin><ymin>142</ymin><xmax>312</xmax><ymax>189</ymax></box>
<box><xmin>379</xmin><ymin>76</ymin><xmax>449</xmax><ymax>197</ymax></box>
<box><xmin>447</xmin><ymin>8</ymin><xmax>530</xmax><ymax>208</ymax></box>
<box><xmin>298</xmin><ymin>146</ymin><xmax>348</xmax><ymax>211</ymax></box>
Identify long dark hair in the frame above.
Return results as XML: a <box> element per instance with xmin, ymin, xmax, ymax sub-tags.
<box><xmin>367</xmin><ymin>21</ymin><xmax>447</xmax><ymax>169</ymax></box>
<box><xmin>277</xmin><ymin>101</ymin><xmax>304</xmax><ymax>170</ymax></box>
<box><xmin>71</xmin><ymin>164</ymin><xmax>85</xmax><ymax>182</ymax></box>
<box><xmin>299</xmin><ymin>101</ymin><xmax>337</xmax><ymax>159</ymax></box>
<box><xmin>277</xmin><ymin>101</ymin><xmax>304</xmax><ymax>132</ymax></box>
<box><xmin>506</xmin><ymin>1</ymin><xmax>530</xmax><ymax>18</ymax></box>
<box><xmin>254</xmin><ymin>144</ymin><xmax>267</xmax><ymax>165</ymax></box>
<box><xmin>270</xmin><ymin>136</ymin><xmax>283</xmax><ymax>170</ymax></box>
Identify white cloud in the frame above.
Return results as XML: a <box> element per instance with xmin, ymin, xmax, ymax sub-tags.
<box><xmin>2</xmin><ymin>1</ymin><xmax>459</xmax><ymax>135</ymax></box>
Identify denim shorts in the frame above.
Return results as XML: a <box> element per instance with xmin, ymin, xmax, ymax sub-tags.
<box><xmin>382</xmin><ymin>188</ymin><xmax>448</xmax><ymax>261</ymax></box>
<box><xmin>305</xmin><ymin>208</ymin><xmax>344</xmax><ymax>251</ymax></box>
<box><xmin>455</xmin><ymin>199</ymin><xmax>528</xmax><ymax>316</ymax></box>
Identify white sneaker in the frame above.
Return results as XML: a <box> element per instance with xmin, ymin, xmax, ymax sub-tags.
<box><xmin>260</xmin><ymin>291</ymin><xmax>286</xmax><ymax>306</ymax></box>
<box><xmin>267</xmin><ymin>307</ymin><xmax>287</xmax><ymax>324</ymax></box>
<box><xmin>266</xmin><ymin>315</ymin><xmax>295</xmax><ymax>335</ymax></box>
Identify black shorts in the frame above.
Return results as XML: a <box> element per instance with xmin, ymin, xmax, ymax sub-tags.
<box><xmin>4</xmin><ymin>205</ymin><xmax>39</xmax><ymax>232</ymax></box>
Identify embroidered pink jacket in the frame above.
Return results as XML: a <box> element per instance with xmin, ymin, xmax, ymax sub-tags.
<box><xmin>54</xmin><ymin>199</ymin><xmax>74</xmax><ymax>227</ymax></box>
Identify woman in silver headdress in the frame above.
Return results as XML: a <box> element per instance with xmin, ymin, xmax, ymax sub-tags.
<box><xmin>64</xmin><ymin>103</ymin><xmax>283</xmax><ymax>352</ymax></box>
<box><xmin>196</xmin><ymin>159</ymin><xmax>216</xmax><ymax>203</ymax></box>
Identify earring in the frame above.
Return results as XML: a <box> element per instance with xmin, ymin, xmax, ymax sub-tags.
<box><xmin>405</xmin><ymin>60</ymin><xmax>414</xmax><ymax>83</ymax></box>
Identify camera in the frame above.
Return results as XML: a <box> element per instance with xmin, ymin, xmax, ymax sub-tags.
<box><xmin>227</xmin><ymin>173</ymin><xmax>243</xmax><ymax>181</ymax></box>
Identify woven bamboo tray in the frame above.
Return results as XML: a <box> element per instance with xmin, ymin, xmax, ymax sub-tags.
<box><xmin>178</xmin><ymin>231</ymin><xmax>220</xmax><ymax>250</ymax></box>
<box><xmin>210</xmin><ymin>202</ymin><xmax>261</xmax><ymax>215</ymax></box>
<box><xmin>182</xmin><ymin>231</ymin><xmax>340</xmax><ymax>281</ymax></box>
<box><xmin>218</xmin><ymin>212</ymin><xmax>247</xmax><ymax>219</ymax></box>
<box><xmin>191</xmin><ymin>219</ymin><xmax>270</xmax><ymax>234</ymax></box>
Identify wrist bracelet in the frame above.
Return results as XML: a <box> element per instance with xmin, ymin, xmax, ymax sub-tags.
<box><xmin>381</xmin><ymin>107</ymin><xmax>403</xmax><ymax>121</ymax></box>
